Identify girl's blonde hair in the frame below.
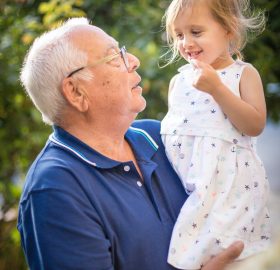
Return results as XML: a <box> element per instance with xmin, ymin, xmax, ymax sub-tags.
<box><xmin>163</xmin><ymin>0</ymin><xmax>265</xmax><ymax>65</ymax></box>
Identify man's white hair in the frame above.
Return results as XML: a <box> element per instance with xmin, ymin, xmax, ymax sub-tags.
<box><xmin>20</xmin><ymin>17</ymin><xmax>93</xmax><ymax>125</ymax></box>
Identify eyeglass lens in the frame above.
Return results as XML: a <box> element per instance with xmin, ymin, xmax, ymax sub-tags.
<box><xmin>121</xmin><ymin>47</ymin><xmax>129</xmax><ymax>70</ymax></box>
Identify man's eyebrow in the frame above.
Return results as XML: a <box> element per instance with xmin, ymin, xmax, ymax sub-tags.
<box><xmin>106</xmin><ymin>42</ymin><xmax>120</xmax><ymax>53</ymax></box>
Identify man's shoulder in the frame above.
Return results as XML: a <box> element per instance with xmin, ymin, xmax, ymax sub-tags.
<box><xmin>20</xmin><ymin>142</ymin><xmax>79</xmax><ymax>203</ymax></box>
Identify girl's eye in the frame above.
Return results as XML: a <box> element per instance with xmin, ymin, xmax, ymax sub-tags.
<box><xmin>176</xmin><ymin>33</ymin><xmax>184</xmax><ymax>40</ymax></box>
<box><xmin>192</xmin><ymin>31</ymin><xmax>201</xmax><ymax>36</ymax></box>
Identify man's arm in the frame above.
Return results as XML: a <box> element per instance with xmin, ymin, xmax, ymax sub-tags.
<box><xmin>18</xmin><ymin>189</ymin><xmax>114</xmax><ymax>270</ymax></box>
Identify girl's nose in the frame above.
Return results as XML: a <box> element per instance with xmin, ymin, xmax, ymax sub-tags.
<box><xmin>182</xmin><ymin>36</ymin><xmax>194</xmax><ymax>49</ymax></box>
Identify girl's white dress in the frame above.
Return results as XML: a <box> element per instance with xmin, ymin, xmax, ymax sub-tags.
<box><xmin>161</xmin><ymin>60</ymin><xmax>271</xmax><ymax>269</ymax></box>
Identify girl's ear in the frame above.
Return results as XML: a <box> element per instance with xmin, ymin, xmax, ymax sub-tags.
<box><xmin>224</xmin><ymin>27</ymin><xmax>232</xmax><ymax>38</ymax></box>
<box><xmin>61</xmin><ymin>77</ymin><xmax>89</xmax><ymax>112</ymax></box>
<box><xmin>227</xmin><ymin>30</ymin><xmax>234</xmax><ymax>38</ymax></box>
<box><xmin>226</xmin><ymin>30</ymin><xmax>235</xmax><ymax>49</ymax></box>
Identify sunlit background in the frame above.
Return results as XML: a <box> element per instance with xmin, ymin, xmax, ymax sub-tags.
<box><xmin>258</xmin><ymin>121</ymin><xmax>280</xmax><ymax>194</ymax></box>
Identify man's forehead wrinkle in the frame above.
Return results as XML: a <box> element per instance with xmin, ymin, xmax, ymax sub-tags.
<box><xmin>70</xmin><ymin>27</ymin><xmax>96</xmax><ymax>45</ymax></box>
<box><xmin>68</xmin><ymin>26</ymin><xmax>119</xmax><ymax>55</ymax></box>
<box><xmin>105</xmin><ymin>42</ymin><xmax>119</xmax><ymax>52</ymax></box>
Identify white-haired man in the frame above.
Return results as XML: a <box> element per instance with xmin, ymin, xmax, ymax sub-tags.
<box><xmin>18</xmin><ymin>18</ymin><xmax>243</xmax><ymax>270</ymax></box>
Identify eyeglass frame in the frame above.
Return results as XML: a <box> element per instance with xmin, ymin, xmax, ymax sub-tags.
<box><xmin>66</xmin><ymin>46</ymin><xmax>129</xmax><ymax>78</ymax></box>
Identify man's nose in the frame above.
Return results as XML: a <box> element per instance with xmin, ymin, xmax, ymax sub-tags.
<box><xmin>127</xmin><ymin>53</ymin><xmax>140</xmax><ymax>72</ymax></box>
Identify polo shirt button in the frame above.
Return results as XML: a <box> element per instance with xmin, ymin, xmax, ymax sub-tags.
<box><xmin>124</xmin><ymin>165</ymin><xmax>130</xmax><ymax>172</ymax></box>
<box><xmin>136</xmin><ymin>181</ymin><xmax>142</xmax><ymax>187</ymax></box>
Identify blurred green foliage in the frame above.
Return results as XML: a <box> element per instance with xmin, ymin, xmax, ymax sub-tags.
<box><xmin>0</xmin><ymin>0</ymin><xmax>279</xmax><ymax>268</ymax></box>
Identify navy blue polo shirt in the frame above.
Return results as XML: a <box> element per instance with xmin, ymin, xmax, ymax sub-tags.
<box><xmin>17</xmin><ymin>119</ymin><xmax>187</xmax><ymax>270</ymax></box>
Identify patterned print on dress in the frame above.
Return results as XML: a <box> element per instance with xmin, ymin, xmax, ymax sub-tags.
<box><xmin>161</xmin><ymin>60</ymin><xmax>271</xmax><ymax>269</ymax></box>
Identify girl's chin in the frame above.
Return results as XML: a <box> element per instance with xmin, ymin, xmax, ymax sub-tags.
<box><xmin>187</xmin><ymin>55</ymin><xmax>202</xmax><ymax>62</ymax></box>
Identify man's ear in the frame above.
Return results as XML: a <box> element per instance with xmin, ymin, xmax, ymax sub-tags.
<box><xmin>61</xmin><ymin>78</ymin><xmax>89</xmax><ymax>112</ymax></box>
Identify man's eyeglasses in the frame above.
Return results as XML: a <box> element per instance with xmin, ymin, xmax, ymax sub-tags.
<box><xmin>67</xmin><ymin>46</ymin><xmax>129</xmax><ymax>78</ymax></box>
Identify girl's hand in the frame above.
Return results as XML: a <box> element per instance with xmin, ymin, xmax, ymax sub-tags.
<box><xmin>191</xmin><ymin>59</ymin><xmax>223</xmax><ymax>96</ymax></box>
<box><xmin>202</xmin><ymin>241</ymin><xmax>244</xmax><ymax>270</ymax></box>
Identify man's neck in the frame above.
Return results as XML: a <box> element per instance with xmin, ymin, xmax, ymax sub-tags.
<box><xmin>60</xmin><ymin>114</ymin><xmax>143</xmax><ymax>178</ymax></box>
<box><xmin>60</xmin><ymin>116</ymin><xmax>133</xmax><ymax>161</ymax></box>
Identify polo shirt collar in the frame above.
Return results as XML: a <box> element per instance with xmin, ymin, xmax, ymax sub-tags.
<box><xmin>49</xmin><ymin>125</ymin><xmax>158</xmax><ymax>169</ymax></box>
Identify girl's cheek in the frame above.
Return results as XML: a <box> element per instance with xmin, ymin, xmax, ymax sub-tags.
<box><xmin>179</xmin><ymin>45</ymin><xmax>187</xmax><ymax>58</ymax></box>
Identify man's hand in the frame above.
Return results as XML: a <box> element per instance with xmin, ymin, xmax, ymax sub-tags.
<box><xmin>202</xmin><ymin>241</ymin><xmax>244</xmax><ymax>270</ymax></box>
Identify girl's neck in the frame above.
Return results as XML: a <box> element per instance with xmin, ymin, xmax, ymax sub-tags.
<box><xmin>211</xmin><ymin>56</ymin><xmax>234</xmax><ymax>70</ymax></box>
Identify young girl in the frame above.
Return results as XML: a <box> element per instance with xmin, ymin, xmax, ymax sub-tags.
<box><xmin>160</xmin><ymin>0</ymin><xmax>271</xmax><ymax>269</ymax></box>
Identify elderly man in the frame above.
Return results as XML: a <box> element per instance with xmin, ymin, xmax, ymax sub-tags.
<box><xmin>18</xmin><ymin>18</ymin><xmax>243</xmax><ymax>270</ymax></box>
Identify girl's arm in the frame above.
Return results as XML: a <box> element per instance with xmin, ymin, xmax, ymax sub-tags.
<box><xmin>192</xmin><ymin>60</ymin><xmax>266</xmax><ymax>136</ymax></box>
<box><xmin>238</xmin><ymin>65</ymin><xmax>267</xmax><ymax>135</ymax></box>
<box><xmin>167</xmin><ymin>74</ymin><xmax>178</xmax><ymax>108</ymax></box>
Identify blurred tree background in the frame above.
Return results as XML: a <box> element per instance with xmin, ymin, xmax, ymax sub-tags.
<box><xmin>0</xmin><ymin>0</ymin><xmax>279</xmax><ymax>268</ymax></box>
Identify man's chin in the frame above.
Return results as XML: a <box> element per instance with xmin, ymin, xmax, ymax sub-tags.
<box><xmin>139</xmin><ymin>98</ymin><xmax>147</xmax><ymax>112</ymax></box>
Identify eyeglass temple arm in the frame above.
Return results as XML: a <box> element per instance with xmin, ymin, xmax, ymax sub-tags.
<box><xmin>67</xmin><ymin>50</ymin><xmax>121</xmax><ymax>78</ymax></box>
